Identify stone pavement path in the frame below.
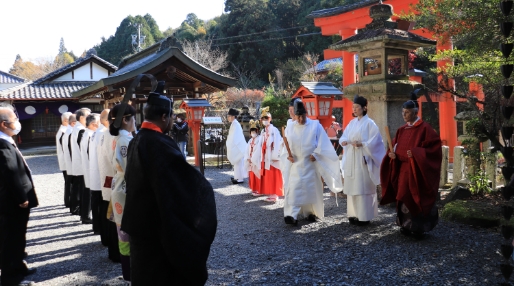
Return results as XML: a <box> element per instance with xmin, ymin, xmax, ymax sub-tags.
<box><xmin>14</xmin><ymin>155</ymin><xmax>504</xmax><ymax>285</ymax></box>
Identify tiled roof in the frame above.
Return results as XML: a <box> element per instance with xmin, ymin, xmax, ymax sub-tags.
<box><xmin>301</xmin><ymin>82</ymin><xmax>343</xmax><ymax>95</ymax></box>
<box><xmin>33</xmin><ymin>54</ymin><xmax>117</xmax><ymax>84</ymax></box>
<box><xmin>0</xmin><ymin>71</ymin><xmax>26</xmax><ymax>84</ymax></box>
<box><xmin>0</xmin><ymin>81</ymin><xmax>95</xmax><ymax>101</ymax></box>
<box><xmin>307</xmin><ymin>0</ymin><xmax>382</xmax><ymax>18</ymax></box>
<box><xmin>182</xmin><ymin>99</ymin><xmax>212</xmax><ymax>107</ymax></box>
<box><xmin>330</xmin><ymin>28</ymin><xmax>436</xmax><ymax>50</ymax></box>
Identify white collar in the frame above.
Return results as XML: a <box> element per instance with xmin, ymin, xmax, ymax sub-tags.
<box><xmin>0</xmin><ymin>130</ymin><xmax>15</xmax><ymax>144</ymax></box>
<box><xmin>407</xmin><ymin>117</ymin><xmax>420</xmax><ymax>126</ymax></box>
<box><xmin>119</xmin><ymin>129</ymin><xmax>132</xmax><ymax>137</ymax></box>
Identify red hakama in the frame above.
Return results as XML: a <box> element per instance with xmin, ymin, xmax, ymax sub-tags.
<box><xmin>259</xmin><ymin>136</ymin><xmax>283</xmax><ymax>196</ymax></box>
<box><xmin>249</xmin><ymin>172</ymin><xmax>261</xmax><ymax>192</ymax></box>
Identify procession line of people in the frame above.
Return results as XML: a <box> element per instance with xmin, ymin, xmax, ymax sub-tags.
<box><xmin>55</xmin><ymin>81</ymin><xmax>218</xmax><ymax>285</ymax></box>
<box><xmin>226</xmin><ymin>92</ymin><xmax>442</xmax><ymax>238</ymax></box>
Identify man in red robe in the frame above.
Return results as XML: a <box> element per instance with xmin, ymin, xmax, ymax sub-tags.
<box><xmin>380</xmin><ymin>94</ymin><xmax>442</xmax><ymax>239</ymax></box>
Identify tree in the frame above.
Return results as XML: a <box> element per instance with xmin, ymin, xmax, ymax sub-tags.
<box><xmin>180</xmin><ymin>40</ymin><xmax>229</xmax><ymax>73</ymax></box>
<box><xmin>58</xmin><ymin>37</ymin><xmax>68</xmax><ymax>54</ymax></box>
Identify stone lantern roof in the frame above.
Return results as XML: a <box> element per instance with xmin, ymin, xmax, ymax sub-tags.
<box><xmin>329</xmin><ymin>1</ymin><xmax>436</xmax><ymax>52</ymax></box>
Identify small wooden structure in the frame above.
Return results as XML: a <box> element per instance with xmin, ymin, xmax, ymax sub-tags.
<box><xmin>72</xmin><ymin>37</ymin><xmax>237</xmax><ymax>165</ymax></box>
<box><xmin>180</xmin><ymin>99</ymin><xmax>212</xmax><ymax>166</ymax></box>
<box><xmin>291</xmin><ymin>82</ymin><xmax>343</xmax><ymax>129</ymax></box>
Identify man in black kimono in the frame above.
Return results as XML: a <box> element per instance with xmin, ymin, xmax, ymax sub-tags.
<box><xmin>0</xmin><ymin>107</ymin><xmax>38</xmax><ymax>286</ymax></box>
<box><xmin>122</xmin><ymin>82</ymin><xmax>217</xmax><ymax>285</ymax></box>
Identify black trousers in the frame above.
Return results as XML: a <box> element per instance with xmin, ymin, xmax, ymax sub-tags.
<box><xmin>63</xmin><ymin>172</ymin><xmax>72</xmax><ymax>208</ymax></box>
<box><xmin>100</xmin><ymin>200</ymin><xmax>109</xmax><ymax>246</ymax></box>
<box><xmin>130</xmin><ymin>235</ymin><xmax>173</xmax><ymax>285</ymax></box>
<box><xmin>70</xmin><ymin>176</ymin><xmax>83</xmax><ymax>215</ymax></box>
<box><xmin>90</xmin><ymin>191</ymin><xmax>102</xmax><ymax>234</ymax></box>
<box><xmin>108</xmin><ymin>220</ymin><xmax>121</xmax><ymax>263</ymax></box>
<box><xmin>80</xmin><ymin>187</ymin><xmax>92</xmax><ymax>222</ymax></box>
<box><xmin>0</xmin><ymin>208</ymin><xmax>30</xmax><ymax>285</ymax></box>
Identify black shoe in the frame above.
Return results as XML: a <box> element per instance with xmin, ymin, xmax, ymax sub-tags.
<box><xmin>348</xmin><ymin>217</ymin><xmax>358</xmax><ymax>225</ymax></box>
<box><xmin>231</xmin><ymin>179</ymin><xmax>243</xmax><ymax>184</ymax></box>
<box><xmin>356</xmin><ymin>220</ymin><xmax>370</xmax><ymax>226</ymax></box>
<box><xmin>81</xmin><ymin>219</ymin><xmax>93</xmax><ymax>224</ymax></box>
<box><xmin>307</xmin><ymin>214</ymin><xmax>317</xmax><ymax>222</ymax></box>
<box><xmin>24</xmin><ymin>267</ymin><xmax>37</xmax><ymax>276</ymax></box>
<box><xmin>400</xmin><ymin>227</ymin><xmax>411</xmax><ymax>236</ymax></box>
<box><xmin>284</xmin><ymin>216</ymin><xmax>298</xmax><ymax>226</ymax></box>
<box><xmin>412</xmin><ymin>231</ymin><xmax>426</xmax><ymax>240</ymax></box>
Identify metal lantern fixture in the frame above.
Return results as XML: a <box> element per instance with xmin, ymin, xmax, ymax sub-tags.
<box><xmin>179</xmin><ymin>99</ymin><xmax>212</xmax><ymax>166</ymax></box>
<box><xmin>292</xmin><ymin>82</ymin><xmax>341</xmax><ymax>129</ymax></box>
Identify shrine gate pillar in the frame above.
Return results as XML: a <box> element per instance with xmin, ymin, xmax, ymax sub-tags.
<box><xmin>341</xmin><ymin>29</ymin><xmax>357</xmax><ymax>128</ymax></box>
<box><xmin>437</xmin><ymin>38</ymin><xmax>457</xmax><ymax>162</ymax></box>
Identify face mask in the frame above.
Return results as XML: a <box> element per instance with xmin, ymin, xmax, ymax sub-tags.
<box><xmin>10</xmin><ymin>121</ymin><xmax>22</xmax><ymax>135</ymax></box>
<box><xmin>177</xmin><ymin>118</ymin><xmax>182</xmax><ymax>123</ymax></box>
<box><xmin>262</xmin><ymin>120</ymin><xmax>269</xmax><ymax>126</ymax></box>
<box><xmin>251</xmin><ymin>132</ymin><xmax>257</xmax><ymax>138</ymax></box>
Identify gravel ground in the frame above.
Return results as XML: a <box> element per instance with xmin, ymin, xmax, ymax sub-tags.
<box><xmin>10</xmin><ymin>154</ymin><xmax>505</xmax><ymax>285</ymax></box>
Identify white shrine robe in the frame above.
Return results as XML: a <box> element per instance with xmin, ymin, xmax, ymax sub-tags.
<box><xmin>63</xmin><ymin>126</ymin><xmax>73</xmax><ymax>176</ymax></box>
<box><xmin>89</xmin><ymin>125</ymin><xmax>105</xmax><ymax>192</ymax></box>
<box><xmin>98</xmin><ymin>128</ymin><xmax>116</xmax><ymax>201</ymax></box>
<box><xmin>80</xmin><ymin>129</ymin><xmax>94</xmax><ymax>189</ymax></box>
<box><xmin>280</xmin><ymin>118</ymin><xmax>343</xmax><ymax>219</ymax></box>
<box><xmin>339</xmin><ymin>115</ymin><xmax>385</xmax><ymax>221</ymax></box>
<box><xmin>244</xmin><ymin>135</ymin><xmax>261</xmax><ymax>178</ymax></box>
<box><xmin>251</xmin><ymin>123</ymin><xmax>282</xmax><ymax>172</ymax></box>
<box><xmin>71</xmin><ymin>122</ymin><xmax>86</xmax><ymax>176</ymax></box>
<box><xmin>56</xmin><ymin>125</ymin><xmax>67</xmax><ymax>171</ymax></box>
<box><xmin>226</xmin><ymin>119</ymin><xmax>247</xmax><ymax>181</ymax></box>
<box><xmin>111</xmin><ymin>130</ymin><xmax>132</xmax><ymax>225</ymax></box>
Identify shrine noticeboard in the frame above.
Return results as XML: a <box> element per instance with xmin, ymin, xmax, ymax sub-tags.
<box><xmin>202</xmin><ymin>117</ymin><xmax>223</xmax><ymax>125</ymax></box>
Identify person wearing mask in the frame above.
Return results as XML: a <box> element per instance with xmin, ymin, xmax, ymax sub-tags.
<box><xmin>109</xmin><ymin>103</ymin><xmax>136</xmax><ymax>281</ymax></box>
<box><xmin>252</xmin><ymin>107</ymin><xmax>283</xmax><ymax>202</ymax></box>
<box><xmin>339</xmin><ymin>95</ymin><xmax>385</xmax><ymax>226</ymax></box>
<box><xmin>171</xmin><ymin>113</ymin><xmax>189</xmax><ymax>158</ymax></box>
<box><xmin>71</xmin><ymin>108</ymin><xmax>91</xmax><ymax>218</ymax></box>
<box><xmin>56</xmin><ymin>112</ymin><xmax>72</xmax><ymax>207</ymax></box>
<box><xmin>245</xmin><ymin>120</ymin><xmax>261</xmax><ymax>196</ymax></box>
<box><xmin>280</xmin><ymin>100</ymin><xmax>343</xmax><ymax>225</ymax></box>
<box><xmin>380</xmin><ymin>93</ymin><xmax>442</xmax><ymax>239</ymax></box>
<box><xmin>90</xmin><ymin>110</ymin><xmax>109</xmax><ymax>237</ymax></box>
<box><xmin>79</xmin><ymin>114</ymin><xmax>100</xmax><ymax>225</ymax></box>
<box><xmin>122</xmin><ymin>82</ymin><xmax>217</xmax><ymax>285</ymax></box>
<box><xmin>0</xmin><ymin>106</ymin><xmax>38</xmax><ymax>286</ymax></box>
<box><xmin>226</xmin><ymin>108</ymin><xmax>247</xmax><ymax>184</ymax></box>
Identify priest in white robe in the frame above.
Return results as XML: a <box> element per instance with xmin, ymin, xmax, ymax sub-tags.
<box><xmin>56</xmin><ymin>112</ymin><xmax>72</xmax><ymax>207</ymax></box>
<box><xmin>226</xmin><ymin>108</ymin><xmax>247</xmax><ymax>184</ymax></box>
<box><xmin>339</xmin><ymin>95</ymin><xmax>385</xmax><ymax>226</ymax></box>
<box><xmin>79</xmin><ymin>114</ymin><xmax>99</xmax><ymax>224</ymax></box>
<box><xmin>280</xmin><ymin>99</ymin><xmax>343</xmax><ymax>225</ymax></box>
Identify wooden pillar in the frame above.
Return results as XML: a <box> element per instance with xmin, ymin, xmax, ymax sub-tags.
<box><xmin>437</xmin><ymin>38</ymin><xmax>457</xmax><ymax>162</ymax></box>
<box><xmin>341</xmin><ymin>29</ymin><xmax>357</xmax><ymax>128</ymax></box>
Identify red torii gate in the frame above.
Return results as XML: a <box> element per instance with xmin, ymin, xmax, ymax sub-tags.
<box><xmin>308</xmin><ymin>0</ymin><xmax>459</xmax><ymax>160</ymax></box>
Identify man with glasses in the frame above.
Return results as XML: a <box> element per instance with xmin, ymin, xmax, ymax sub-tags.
<box><xmin>0</xmin><ymin>106</ymin><xmax>38</xmax><ymax>286</ymax></box>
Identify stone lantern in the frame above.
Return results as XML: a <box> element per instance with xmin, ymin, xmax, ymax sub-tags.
<box><xmin>180</xmin><ymin>99</ymin><xmax>212</xmax><ymax>166</ymax></box>
<box><xmin>329</xmin><ymin>0</ymin><xmax>436</xmax><ymax>139</ymax></box>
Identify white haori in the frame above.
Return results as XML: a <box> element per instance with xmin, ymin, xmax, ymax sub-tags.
<box><xmin>280</xmin><ymin>118</ymin><xmax>343</xmax><ymax>219</ymax></box>
<box><xmin>99</xmin><ymin>129</ymin><xmax>116</xmax><ymax>201</ymax></box>
<box><xmin>63</xmin><ymin>126</ymin><xmax>73</xmax><ymax>175</ymax></box>
<box><xmin>89</xmin><ymin>125</ymin><xmax>105</xmax><ymax>191</ymax></box>
<box><xmin>339</xmin><ymin>115</ymin><xmax>385</xmax><ymax>195</ymax></box>
<box><xmin>251</xmin><ymin>124</ymin><xmax>282</xmax><ymax>172</ymax></box>
<box><xmin>244</xmin><ymin>135</ymin><xmax>261</xmax><ymax>179</ymax></box>
<box><xmin>71</xmin><ymin>122</ymin><xmax>85</xmax><ymax>176</ymax></box>
<box><xmin>56</xmin><ymin>125</ymin><xmax>68</xmax><ymax>171</ymax></box>
<box><xmin>111</xmin><ymin>130</ymin><xmax>132</xmax><ymax>225</ymax></box>
<box><xmin>80</xmin><ymin>129</ymin><xmax>94</xmax><ymax>188</ymax></box>
<box><xmin>226</xmin><ymin>120</ymin><xmax>248</xmax><ymax>180</ymax></box>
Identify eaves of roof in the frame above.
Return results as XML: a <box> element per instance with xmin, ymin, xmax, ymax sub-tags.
<box><xmin>33</xmin><ymin>55</ymin><xmax>118</xmax><ymax>84</ymax></box>
<box><xmin>72</xmin><ymin>46</ymin><xmax>237</xmax><ymax>99</ymax></box>
<box><xmin>0</xmin><ymin>71</ymin><xmax>27</xmax><ymax>84</ymax></box>
<box><xmin>0</xmin><ymin>81</ymin><xmax>95</xmax><ymax>101</ymax></box>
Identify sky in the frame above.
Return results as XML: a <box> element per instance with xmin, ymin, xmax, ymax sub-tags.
<box><xmin>0</xmin><ymin>0</ymin><xmax>227</xmax><ymax>72</ymax></box>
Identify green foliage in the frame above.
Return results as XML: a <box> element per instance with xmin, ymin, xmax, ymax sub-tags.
<box><xmin>468</xmin><ymin>169</ymin><xmax>492</xmax><ymax>195</ymax></box>
<box><xmin>94</xmin><ymin>14</ymin><xmax>164</xmax><ymax>65</ymax></box>
<box><xmin>441</xmin><ymin>200</ymin><xmax>500</xmax><ymax>227</ymax></box>
<box><xmin>261</xmin><ymin>87</ymin><xmax>290</xmax><ymax>129</ymax></box>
